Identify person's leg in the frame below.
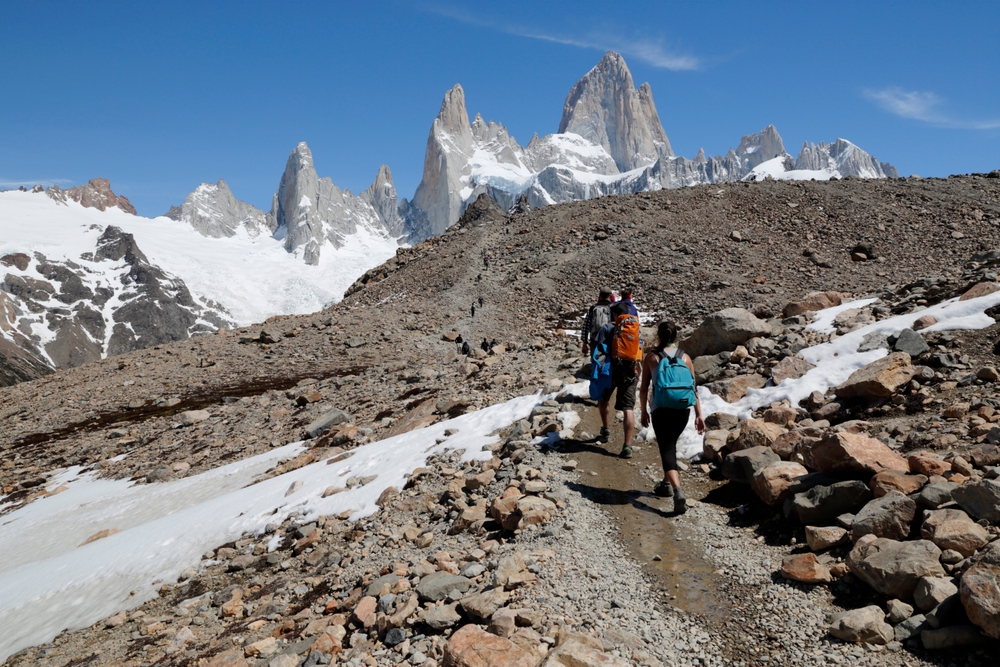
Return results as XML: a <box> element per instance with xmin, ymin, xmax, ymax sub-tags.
<box><xmin>623</xmin><ymin>409</ymin><xmax>635</xmax><ymax>448</ymax></box>
<box><xmin>614</xmin><ymin>364</ymin><xmax>638</xmax><ymax>458</ymax></box>
<box><xmin>598</xmin><ymin>399</ymin><xmax>610</xmax><ymax>428</ymax></box>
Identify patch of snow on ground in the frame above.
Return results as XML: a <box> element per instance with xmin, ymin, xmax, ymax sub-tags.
<box><xmin>0</xmin><ymin>391</ymin><xmax>549</xmax><ymax>662</ymax></box>
<box><xmin>672</xmin><ymin>293</ymin><xmax>1000</xmax><ymax>458</ymax></box>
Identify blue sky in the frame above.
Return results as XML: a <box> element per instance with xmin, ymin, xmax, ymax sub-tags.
<box><xmin>2</xmin><ymin>1</ymin><xmax>998</xmax><ymax>217</ymax></box>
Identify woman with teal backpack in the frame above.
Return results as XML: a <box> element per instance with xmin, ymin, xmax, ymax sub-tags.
<box><xmin>639</xmin><ymin>321</ymin><xmax>706</xmax><ymax>512</ymax></box>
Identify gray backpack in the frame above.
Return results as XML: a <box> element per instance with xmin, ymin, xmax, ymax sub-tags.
<box><xmin>588</xmin><ymin>304</ymin><xmax>611</xmax><ymax>346</ymax></box>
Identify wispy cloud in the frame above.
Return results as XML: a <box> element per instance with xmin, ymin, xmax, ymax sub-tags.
<box><xmin>0</xmin><ymin>178</ymin><xmax>74</xmax><ymax>189</ymax></box>
<box><xmin>865</xmin><ymin>87</ymin><xmax>1000</xmax><ymax>130</ymax></box>
<box><xmin>427</xmin><ymin>5</ymin><xmax>700</xmax><ymax>71</ymax></box>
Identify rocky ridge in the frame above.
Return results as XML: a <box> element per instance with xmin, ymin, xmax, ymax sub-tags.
<box><xmin>3</xmin><ymin>174</ymin><xmax>1000</xmax><ymax>666</ymax></box>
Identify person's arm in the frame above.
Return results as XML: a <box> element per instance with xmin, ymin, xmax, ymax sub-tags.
<box><xmin>581</xmin><ymin>307</ymin><xmax>592</xmax><ymax>354</ymax></box>
<box><xmin>683</xmin><ymin>352</ymin><xmax>706</xmax><ymax>434</ymax></box>
<box><xmin>639</xmin><ymin>352</ymin><xmax>656</xmax><ymax>428</ymax></box>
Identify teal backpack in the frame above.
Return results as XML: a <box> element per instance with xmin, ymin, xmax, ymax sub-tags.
<box><xmin>589</xmin><ymin>341</ymin><xmax>612</xmax><ymax>400</ymax></box>
<box><xmin>652</xmin><ymin>348</ymin><xmax>696</xmax><ymax>409</ymax></box>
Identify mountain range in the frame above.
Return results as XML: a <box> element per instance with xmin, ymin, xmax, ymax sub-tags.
<box><xmin>0</xmin><ymin>50</ymin><xmax>898</xmax><ymax>385</ymax></box>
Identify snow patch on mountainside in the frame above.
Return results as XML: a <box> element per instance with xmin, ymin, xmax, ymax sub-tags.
<box><xmin>0</xmin><ymin>191</ymin><xmax>399</xmax><ymax>326</ymax></box>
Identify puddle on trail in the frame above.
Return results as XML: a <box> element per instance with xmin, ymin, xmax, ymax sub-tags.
<box><xmin>558</xmin><ymin>403</ymin><xmax>730</xmax><ymax>624</ymax></box>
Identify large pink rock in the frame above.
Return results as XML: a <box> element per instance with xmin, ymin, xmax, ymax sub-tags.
<box><xmin>806</xmin><ymin>431</ymin><xmax>908</xmax><ymax>475</ymax></box>
<box><xmin>781</xmin><ymin>553</ymin><xmax>832</xmax><ymax>584</ymax></box>
<box><xmin>752</xmin><ymin>461</ymin><xmax>808</xmax><ymax>505</ymax></box>
<box><xmin>960</xmin><ymin>542</ymin><xmax>1000</xmax><ymax>639</ymax></box>
<box><xmin>783</xmin><ymin>291</ymin><xmax>841</xmax><ymax>317</ymax></box>
<box><xmin>444</xmin><ymin>624</ymin><xmax>538</xmax><ymax>667</ymax></box>
<box><xmin>835</xmin><ymin>352</ymin><xmax>916</xmax><ymax>400</ymax></box>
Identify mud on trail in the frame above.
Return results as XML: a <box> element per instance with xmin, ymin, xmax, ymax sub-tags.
<box><xmin>557</xmin><ymin>403</ymin><xmax>731</xmax><ymax>625</ymax></box>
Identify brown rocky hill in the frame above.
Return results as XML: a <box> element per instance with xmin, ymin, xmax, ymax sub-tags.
<box><xmin>2</xmin><ymin>175</ymin><xmax>999</xmax><ymax>495</ymax></box>
<box><xmin>3</xmin><ymin>174</ymin><xmax>1000</xmax><ymax>667</ymax></box>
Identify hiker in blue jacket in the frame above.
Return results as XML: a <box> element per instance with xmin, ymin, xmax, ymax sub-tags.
<box><xmin>639</xmin><ymin>321</ymin><xmax>705</xmax><ymax>512</ymax></box>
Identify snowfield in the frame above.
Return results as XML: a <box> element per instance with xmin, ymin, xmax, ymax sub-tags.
<box><xmin>0</xmin><ymin>190</ymin><xmax>400</xmax><ymax>327</ymax></box>
<box><xmin>0</xmin><ymin>391</ymin><xmax>549</xmax><ymax>662</ymax></box>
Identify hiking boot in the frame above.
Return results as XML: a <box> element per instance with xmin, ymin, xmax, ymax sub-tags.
<box><xmin>653</xmin><ymin>480</ymin><xmax>673</xmax><ymax>498</ymax></box>
<box><xmin>620</xmin><ymin>445</ymin><xmax>633</xmax><ymax>459</ymax></box>
<box><xmin>598</xmin><ymin>427</ymin><xmax>610</xmax><ymax>443</ymax></box>
<box><xmin>674</xmin><ymin>487</ymin><xmax>687</xmax><ymax>513</ymax></box>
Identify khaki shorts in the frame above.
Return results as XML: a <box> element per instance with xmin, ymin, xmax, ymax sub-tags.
<box><xmin>600</xmin><ymin>361</ymin><xmax>639</xmax><ymax>411</ymax></box>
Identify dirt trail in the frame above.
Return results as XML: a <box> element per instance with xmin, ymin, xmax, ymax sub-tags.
<box><xmin>560</xmin><ymin>403</ymin><xmax>730</xmax><ymax>624</ymax></box>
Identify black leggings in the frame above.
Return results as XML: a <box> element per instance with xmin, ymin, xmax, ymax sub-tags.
<box><xmin>651</xmin><ymin>407</ymin><xmax>689</xmax><ymax>472</ymax></box>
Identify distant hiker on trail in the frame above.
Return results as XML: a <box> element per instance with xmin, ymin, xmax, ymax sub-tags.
<box><xmin>618</xmin><ymin>288</ymin><xmax>638</xmax><ymax>317</ymax></box>
<box><xmin>478</xmin><ymin>296</ymin><xmax>484</xmax><ymax>307</ymax></box>
<box><xmin>481</xmin><ymin>338</ymin><xmax>489</xmax><ymax>352</ymax></box>
<box><xmin>490</xmin><ymin>338</ymin><xmax>499</xmax><ymax>350</ymax></box>
<box><xmin>471</xmin><ymin>303</ymin><xmax>476</xmax><ymax>318</ymax></box>
<box><xmin>461</xmin><ymin>340</ymin><xmax>471</xmax><ymax>356</ymax></box>
<box><xmin>477</xmin><ymin>273</ymin><xmax>482</xmax><ymax>283</ymax></box>
<box><xmin>596</xmin><ymin>301</ymin><xmax>643</xmax><ymax>457</ymax></box>
<box><xmin>639</xmin><ymin>320</ymin><xmax>705</xmax><ymax>513</ymax></box>
<box><xmin>581</xmin><ymin>287</ymin><xmax>613</xmax><ymax>357</ymax></box>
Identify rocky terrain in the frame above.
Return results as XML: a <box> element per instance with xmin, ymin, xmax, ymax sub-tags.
<box><xmin>2</xmin><ymin>173</ymin><xmax>1000</xmax><ymax>666</ymax></box>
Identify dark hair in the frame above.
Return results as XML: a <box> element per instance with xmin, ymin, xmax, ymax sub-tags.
<box><xmin>656</xmin><ymin>321</ymin><xmax>678</xmax><ymax>349</ymax></box>
<box><xmin>610</xmin><ymin>302</ymin><xmax>630</xmax><ymax>319</ymax></box>
<box><xmin>620</xmin><ymin>288</ymin><xmax>633</xmax><ymax>298</ymax></box>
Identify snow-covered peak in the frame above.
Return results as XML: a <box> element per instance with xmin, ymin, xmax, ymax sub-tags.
<box><xmin>735</xmin><ymin>125</ymin><xmax>789</xmax><ymax>171</ymax></box>
<box><xmin>558</xmin><ymin>50</ymin><xmax>673</xmax><ymax>171</ymax></box>
<box><xmin>796</xmin><ymin>138</ymin><xmax>899</xmax><ymax>179</ymax></box>
<box><xmin>167</xmin><ymin>178</ymin><xmax>276</xmax><ymax>240</ymax></box>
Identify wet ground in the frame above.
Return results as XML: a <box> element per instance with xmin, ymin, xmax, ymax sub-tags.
<box><xmin>557</xmin><ymin>404</ymin><xmax>731</xmax><ymax>624</ymax></box>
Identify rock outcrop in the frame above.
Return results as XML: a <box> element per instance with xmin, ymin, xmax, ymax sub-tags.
<box><xmin>271</xmin><ymin>143</ymin><xmax>404</xmax><ymax>264</ymax></box>
<box><xmin>558</xmin><ymin>50</ymin><xmax>673</xmax><ymax>171</ymax></box>
<box><xmin>164</xmin><ymin>179</ymin><xmax>276</xmax><ymax>239</ymax></box>
<box><xmin>47</xmin><ymin>178</ymin><xmax>137</xmax><ymax>215</ymax></box>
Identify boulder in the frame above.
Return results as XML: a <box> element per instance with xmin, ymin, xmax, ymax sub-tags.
<box><xmin>869</xmin><ymin>470</ymin><xmax>927</xmax><ymax>498</ymax></box>
<box><xmin>730</xmin><ymin>418</ymin><xmax>786</xmax><ymax>452</ymax></box>
<box><xmin>444</xmin><ymin>624</ymin><xmax>537</xmax><ymax>667</ymax></box>
<box><xmin>846</xmin><ymin>538</ymin><xmax>945</xmax><ymax>599</ymax></box>
<box><xmin>792</xmin><ymin>481</ymin><xmax>873</xmax><ymax>525</ymax></box>
<box><xmin>894</xmin><ymin>614</ymin><xmax>928</xmax><ymax>642</ymax></box>
<box><xmin>704</xmin><ymin>374</ymin><xmax>767</xmax><ymax>403</ymax></box>
<box><xmin>914</xmin><ymin>577</ymin><xmax>959</xmax><ymax>612</ymax></box>
<box><xmin>908</xmin><ymin>455</ymin><xmax>951</xmax><ymax>477</ymax></box>
<box><xmin>827</xmin><ymin>605</ymin><xmax>893</xmax><ymax>645</ymax></box>
<box><xmin>423</xmin><ymin>602</ymin><xmax>462</xmax><ymax>630</ymax></box>
<box><xmin>952</xmin><ymin>479</ymin><xmax>1000</xmax><ymax>522</ymax></box>
<box><xmin>770</xmin><ymin>429</ymin><xmax>819</xmax><ymax>461</ymax></box>
<box><xmin>783</xmin><ymin>291</ymin><xmax>841</xmax><ymax>317</ymax></box>
<box><xmin>542</xmin><ymin>632</ymin><xmax>630</xmax><ymax>667</ymax></box>
<box><xmin>805</xmin><ymin>431</ymin><xmax>908</xmax><ymax>476</ymax></box>
<box><xmin>970</xmin><ymin>445</ymin><xmax>1000</xmax><ymax>468</ymax></box>
<box><xmin>886</xmin><ymin>599</ymin><xmax>914</xmax><ymax>624</ymax></box>
<box><xmin>681</xmin><ymin>308</ymin><xmax>773</xmax><ymax>357</ymax></box>
<box><xmin>959</xmin><ymin>282</ymin><xmax>1000</xmax><ymax>301</ymax></box>
<box><xmin>851</xmin><ymin>491</ymin><xmax>917</xmax><ymax>541</ymax></box>
<box><xmin>771</xmin><ymin>356</ymin><xmax>815</xmax><ymax>385</ymax></box>
<box><xmin>781</xmin><ymin>553</ymin><xmax>831</xmax><ymax>584</ymax></box>
<box><xmin>416</xmin><ymin>572</ymin><xmax>472</xmax><ymax>602</ymax></box>
<box><xmin>722</xmin><ymin>446</ymin><xmax>780</xmax><ymax>484</ymax></box>
<box><xmin>762</xmin><ymin>406</ymin><xmax>798</xmax><ymax>427</ymax></box>
<box><xmin>752</xmin><ymin>461</ymin><xmax>808</xmax><ymax>505</ymax></box>
<box><xmin>305</xmin><ymin>408</ymin><xmax>353</xmax><ymax>438</ymax></box>
<box><xmin>960</xmin><ymin>541</ymin><xmax>1000</xmax><ymax>639</ymax></box>
<box><xmin>692</xmin><ymin>351</ymin><xmax>731</xmax><ymax>384</ymax></box>
<box><xmin>920</xmin><ymin>508</ymin><xmax>990</xmax><ymax>557</ymax></box>
<box><xmin>893</xmin><ymin>329</ymin><xmax>929</xmax><ymax>357</ymax></box>
<box><xmin>915</xmin><ymin>482</ymin><xmax>960</xmax><ymax>510</ymax></box>
<box><xmin>702</xmin><ymin>430</ymin><xmax>729</xmax><ymax>462</ymax></box>
<box><xmin>805</xmin><ymin>525</ymin><xmax>849</xmax><ymax>551</ymax></box>
<box><xmin>835</xmin><ymin>352</ymin><xmax>916</xmax><ymax>401</ymax></box>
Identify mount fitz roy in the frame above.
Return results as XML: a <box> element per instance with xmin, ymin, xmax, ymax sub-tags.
<box><xmin>0</xmin><ymin>50</ymin><xmax>897</xmax><ymax>385</ymax></box>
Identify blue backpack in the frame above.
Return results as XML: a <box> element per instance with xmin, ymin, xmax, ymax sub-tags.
<box><xmin>652</xmin><ymin>348</ymin><xmax>696</xmax><ymax>409</ymax></box>
<box><xmin>589</xmin><ymin>341</ymin><xmax>612</xmax><ymax>400</ymax></box>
